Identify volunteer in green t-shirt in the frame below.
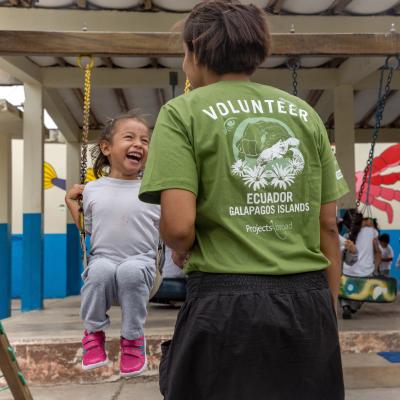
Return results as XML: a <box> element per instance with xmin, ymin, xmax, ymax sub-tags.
<box><xmin>140</xmin><ymin>2</ymin><xmax>347</xmax><ymax>399</ymax></box>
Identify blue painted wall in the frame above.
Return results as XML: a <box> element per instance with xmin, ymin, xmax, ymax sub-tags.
<box><xmin>0</xmin><ymin>223</ymin><xmax>11</xmax><ymax>318</ymax></box>
<box><xmin>12</xmin><ymin>233</ymin><xmax>68</xmax><ymax>299</ymax></box>
<box><xmin>22</xmin><ymin>213</ymin><xmax>44</xmax><ymax>311</ymax></box>
<box><xmin>381</xmin><ymin>229</ymin><xmax>400</xmax><ymax>285</ymax></box>
<box><xmin>10</xmin><ymin>230</ymin><xmax>400</xmax><ymax>299</ymax></box>
<box><xmin>66</xmin><ymin>224</ymin><xmax>83</xmax><ymax>296</ymax></box>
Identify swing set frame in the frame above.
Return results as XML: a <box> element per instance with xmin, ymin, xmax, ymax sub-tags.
<box><xmin>0</xmin><ymin>31</ymin><xmax>400</xmax><ymax>57</ymax></box>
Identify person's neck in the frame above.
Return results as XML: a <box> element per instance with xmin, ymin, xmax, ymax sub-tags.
<box><xmin>203</xmin><ymin>72</ymin><xmax>250</xmax><ymax>86</ymax></box>
<box><xmin>108</xmin><ymin>170</ymin><xmax>139</xmax><ymax>180</ymax></box>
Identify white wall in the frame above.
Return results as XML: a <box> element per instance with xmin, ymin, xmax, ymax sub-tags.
<box><xmin>12</xmin><ymin>140</ymin><xmax>67</xmax><ymax>234</ymax></box>
<box><xmin>355</xmin><ymin>143</ymin><xmax>400</xmax><ymax>231</ymax></box>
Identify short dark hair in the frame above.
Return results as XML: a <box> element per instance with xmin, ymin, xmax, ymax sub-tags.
<box><xmin>183</xmin><ymin>1</ymin><xmax>271</xmax><ymax>75</ymax></box>
<box><xmin>92</xmin><ymin>110</ymin><xmax>150</xmax><ymax>179</ymax></box>
<box><xmin>379</xmin><ymin>234</ymin><xmax>390</xmax><ymax>244</ymax></box>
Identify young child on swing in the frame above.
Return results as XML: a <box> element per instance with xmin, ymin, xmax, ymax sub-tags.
<box><xmin>65</xmin><ymin>110</ymin><xmax>159</xmax><ymax>377</ymax></box>
<box><xmin>139</xmin><ymin>2</ymin><xmax>348</xmax><ymax>399</ymax></box>
<box><xmin>341</xmin><ymin>213</ymin><xmax>381</xmax><ymax>318</ymax></box>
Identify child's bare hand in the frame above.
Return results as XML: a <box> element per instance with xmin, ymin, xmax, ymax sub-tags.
<box><xmin>66</xmin><ymin>184</ymin><xmax>85</xmax><ymax>203</ymax></box>
<box><xmin>344</xmin><ymin>240</ymin><xmax>356</xmax><ymax>254</ymax></box>
<box><xmin>172</xmin><ymin>251</ymin><xmax>188</xmax><ymax>268</ymax></box>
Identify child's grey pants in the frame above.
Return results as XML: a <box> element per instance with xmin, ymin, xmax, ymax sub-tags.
<box><xmin>80</xmin><ymin>254</ymin><xmax>156</xmax><ymax>340</ymax></box>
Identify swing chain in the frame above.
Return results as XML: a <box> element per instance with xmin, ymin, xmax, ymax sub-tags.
<box><xmin>287</xmin><ymin>57</ymin><xmax>300</xmax><ymax>96</ymax></box>
<box><xmin>356</xmin><ymin>55</ymin><xmax>400</xmax><ymax>210</ymax></box>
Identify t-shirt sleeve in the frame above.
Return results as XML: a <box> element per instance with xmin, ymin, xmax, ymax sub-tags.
<box><xmin>139</xmin><ymin>104</ymin><xmax>198</xmax><ymax>204</ymax></box>
<box><xmin>83</xmin><ymin>186</ymin><xmax>92</xmax><ymax>234</ymax></box>
<box><xmin>314</xmin><ymin>112</ymin><xmax>349</xmax><ymax>204</ymax></box>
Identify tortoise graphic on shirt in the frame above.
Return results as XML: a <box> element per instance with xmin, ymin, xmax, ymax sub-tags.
<box><xmin>230</xmin><ymin>117</ymin><xmax>305</xmax><ymax>191</ymax></box>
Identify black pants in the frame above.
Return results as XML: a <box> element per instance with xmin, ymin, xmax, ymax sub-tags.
<box><xmin>160</xmin><ymin>271</ymin><xmax>344</xmax><ymax>400</ymax></box>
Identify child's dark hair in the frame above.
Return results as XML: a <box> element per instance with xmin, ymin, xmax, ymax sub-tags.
<box><xmin>183</xmin><ymin>1</ymin><xmax>271</xmax><ymax>75</ymax></box>
<box><xmin>92</xmin><ymin>109</ymin><xmax>150</xmax><ymax>179</ymax></box>
<box><xmin>343</xmin><ymin>209</ymin><xmax>363</xmax><ymax>244</ymax></box>
<box><xmin>379</xmin><ymin>233</ymin><xmax>390</xmax><ymax>244</ymax></box>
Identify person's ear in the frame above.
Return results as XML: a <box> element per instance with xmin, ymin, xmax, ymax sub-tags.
<box><xmin>100</xmin><ymin>140</ymin><xmax>111</xmax><ymax>157</ymax></box>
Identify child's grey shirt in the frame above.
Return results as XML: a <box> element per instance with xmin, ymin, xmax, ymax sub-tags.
<box><xmin>83</xmin><ymin>177</ymin><xmax>160</xmax><ymax>263</ymax></box>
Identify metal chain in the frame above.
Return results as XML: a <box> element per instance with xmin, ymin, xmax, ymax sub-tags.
<box><xmin>356</xmin><ymin>56</ymin><xmax>399</xmax><ymax>210</ymax></box>
<box><xmin>348</xmin><ymin>55</ymin><xmax>399</xmax><ymax>239</ymax></box>
<box><xmin>287</xmin><ymin>57</ymin><xmax>300</xmax><ymax>96</ymax></box>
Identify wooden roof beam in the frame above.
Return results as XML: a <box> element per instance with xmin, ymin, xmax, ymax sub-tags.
<box><xmin>388</xmin><ymin>113</ymin><xmax>400</xmax><ymax>127</ymax></box>
<box><xmin>43</xmin><ymin>89</ymin><xmax>81</xmax><ymax>143</ymax></box>
<box><xmin>155</xmin><ymin>88</ymin><xmax>166</xmax><ymax>109</ymax></box>
<box><xmin>2</xmin><ymin>11</ymin><xmax>400</xmax><ymax>34</ymax></box>
<box><xmin>0</xmin><ymin>56</ymin><xmax>41</xmax><ymax>84</ymax></box>
<box><xmin>357</xmin><ymin>90</ymin><xmax>397</xmax><ymax>128</ymax></box>
<box><xmin>314</xmin><ymin>90</ymin><xmax>333</xmax><ymax>123</ymax></box>
<box><xmin>114</xmin><ymin>88</ymin><xmax>129</xmax><ymax>113</ymax></box>
<box><xmin>267</xmin><ymin>0</ymin><xmax>285</xmax><ymax>14</ymax></box>
<box><xmin>326</xmin><ymin>114</ymin><xmax>334</xmax><ymax>129</ymax></box>
<box><xmin>1</xmin><ymin>32</ymin><xmax>400</xmax><ymax>56</ymax></box>
<box><xmin>306</xmin><ymin>90</ymin><xmax>324</xmax><ymax>108</ymax></box>
<box><xmin>76</xmin><ymin>0</ymin><xmax>87</xmax><ymax>8</ymax></box>
<box><xmin>327</xmin><ymin>128</ymin><xmax>400</xmax><ymax>143</ymax></box>
<box><xmin>328</xmin><ymin>0</ymin><xmax>354</xmax><ymax>15</ymax></box>
<box><xmin>56</xmin><ymin>57</ymin><xmax>66</xmax><ymax>66</ymax></box>
<box><xmin>338</xmin><ymin>57</ymin><xmax>384</xmax><ymax>85</ymax></box>
<box><xmin>41</xmin><ymin>68</ymin><xmax>338</xmax><ymax>90</ymax></box>
<box><xmin>101</xmin><ymin>57</ymin><xmax>113</xmax><ymax>68</ymax></box>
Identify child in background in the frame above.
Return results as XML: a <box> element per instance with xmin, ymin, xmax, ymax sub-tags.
<box><xmin>342</xmin><ymin>216</ymin><xmax>381</xmax><ymax>319</ymax></box>
<box><xmin>339</xmin><ymin>235</ymin><xmax>358</xmax><ymax>266</ymax></box>
<box><xmin>65</xmin><ymin>110</ymin><xmax>159</xmax><ymax>377</ymax></box>
<box><xmin>378</xmin><ymin>234</ymin><xmax>394</xmax><ymax>277</ymax></box>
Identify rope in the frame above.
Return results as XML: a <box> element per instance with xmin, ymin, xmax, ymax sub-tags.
<box><xmin>184</xmin><ymin>78</ymin><xmax>191</xmax><ymax>94</ymax></box>
<box><xmin>78</xmin><ymin>55</ymin><xmax>94</xmax><ymax>187</ymax></box>
<box><xmin>77</xmin><ymin>55</ymin><xmax>94</xmax><ymax>269</ymax></box>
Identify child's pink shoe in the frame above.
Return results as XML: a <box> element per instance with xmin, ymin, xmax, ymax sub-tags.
<box><xmin>81</xmin><ymin>330</ymin><xmax>109</xmax><ymax>370</ymax></box>
<box><xmin>120</xmin><ymin>336</ymin><xmax>147</xmax><ymax>377</ymax></box>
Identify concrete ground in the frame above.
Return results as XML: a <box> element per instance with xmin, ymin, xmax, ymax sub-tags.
<box><xmin>1</xmin><ymin>297</ymin><xmax>399</xmax><ymax>398</ymax></box>
<box><xmin>1</xmin><ymin>381</ymin><xmax>400</xmax><ymax>400</ymax></box>
<box><xmin>3</xmin><ymin>298</ymin><xmax>178</xmax><ymax>341</ymax></box>
<box><xmin>3</xmin><ymin>295</ymin><xmax>400</xmax><ymax>342</ymax></box>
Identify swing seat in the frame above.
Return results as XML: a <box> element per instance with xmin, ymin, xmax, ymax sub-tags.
<box><xmin>150</xmin><ymin>278</ymin><xmax>187</xmax><ymax>305</ymax></box>
<box><xmin>339</xmin><ymin>274</ymin><xmax>397</xmax><ymax>303</ymax></box>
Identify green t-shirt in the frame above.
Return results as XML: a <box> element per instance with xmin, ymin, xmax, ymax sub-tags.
<box><xmin>139</xmin><ymin>81</ymin><xmax>348</xmax><ymax>275</ymax></box>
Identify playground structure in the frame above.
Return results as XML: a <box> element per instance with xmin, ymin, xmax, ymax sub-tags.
<box><xmin>0</xmin><ymin>0</ymin><xmax>400</xmax><ymax>317</ymax></box>
<box><xmin>0</xmin><ymin>1</ymin><xmax>399</xmax><ymax>397</ymax></box>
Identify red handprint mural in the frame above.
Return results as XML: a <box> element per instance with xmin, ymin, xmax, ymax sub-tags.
<box><xmin>355</xmin><ymin>144</ymin><xmax>400</xmax><ymax>224</ymax></box>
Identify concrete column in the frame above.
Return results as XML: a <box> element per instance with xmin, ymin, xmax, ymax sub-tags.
<box><xmin>22</xmin><ymin>83</ymin><xmax>44</xmax><ymax>311</ymax></box>
<box><xmin>0</xmin><ymin>134</ymin><xmax>12</xmax><ymax>318</ymax></box>
<box><xmin>334</xmin><ymin>84</ymin><xmax>356</xmax><ymax>209</ymax></box>
<box><xmin>66</xmin><ymin>141</ymin><xmax>82</xmax><ymax>295</ymax></box>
